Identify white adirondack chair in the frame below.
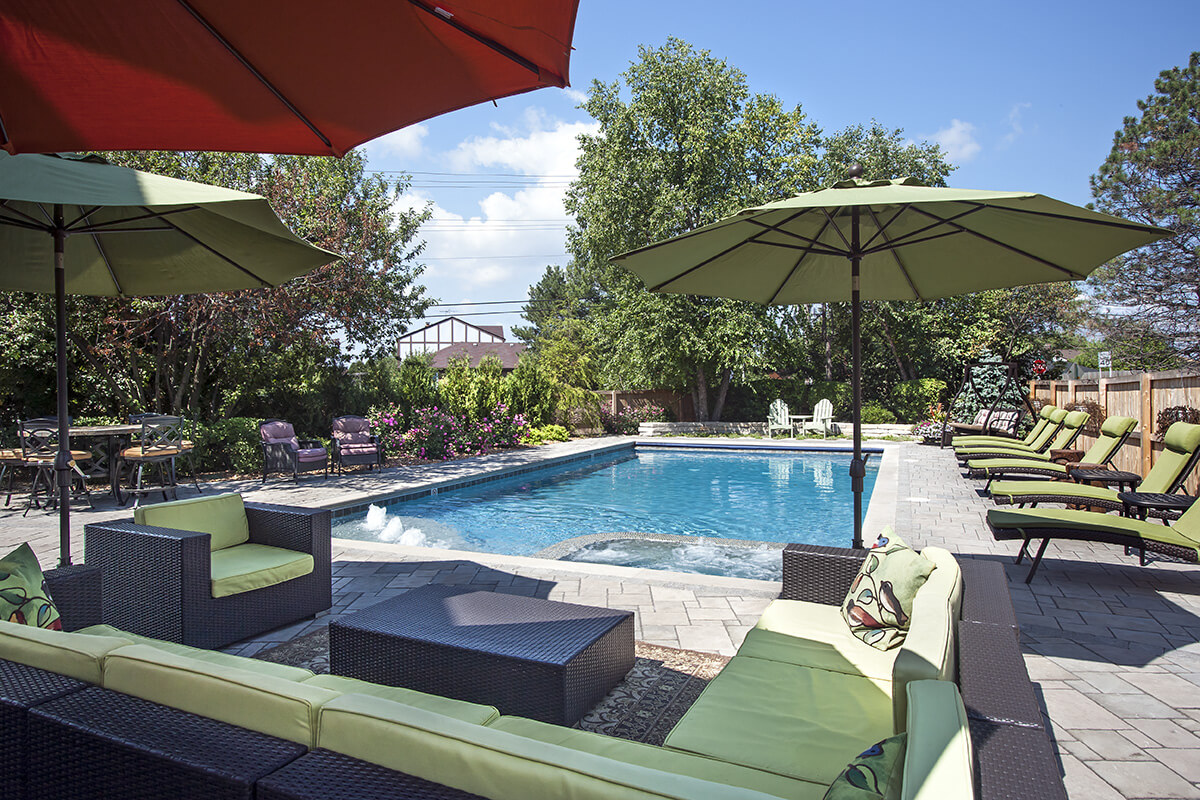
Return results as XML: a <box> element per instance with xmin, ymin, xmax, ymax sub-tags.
<box><xmin>801</xmin><ymin>398</ymin><xmax>835</xmax><ymax>438</ymax></box>
<box><xmin>767</xmin><ymin>399</ymin><xmax>792</xmax><ymax>438</ymax></box>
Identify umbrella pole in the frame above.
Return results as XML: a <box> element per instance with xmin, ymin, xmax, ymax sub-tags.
<box><xmin>850</xmin><ymin>207</ymin><xmax>865</xmax><ymax>549</ymax></box>
<box><xmin>53</xmin><ymin>204</ymin><xmax>72</xmax><ymax>567</ymax></box>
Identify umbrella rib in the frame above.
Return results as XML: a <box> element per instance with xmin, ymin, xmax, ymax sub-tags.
<box><xmin>70</xmin><ymin>206</ymin><xmax>202</xmax><ymax>234</ymax></box>
<box><xmin>765</xmin><ymin>216</ymin><xmax>834</xmax><ymax>305</ymax></box>
<box><xmin>0</xmin><ymin>206</ymin><xmax>52</xmax><ymax>233</ymax></box>
<box><xmin>175</xmin><ymin>0</ymin><xmax>335</xmax><ymax>152</ymax></box>
<box><xmin>139</xmin><ymin>206</ymin><xmax>275</xmax><ymax>288</ymax></box>
<box><xmin>820</xmin><ymin>208</ymin><xmax>854</xmax><ymax>251</ymax></box>
<box><xmin>862</xmin><ymin>228</ymin><xmax>965</xmax><ymax>255</ymax></box>
<box><xmin>65</xmin><ymin>206</ymin><xmax>103</xmax><ymax>230</ymax></box>
<box><xmin>77</xmin><ymin>209</ymin><xmax>125</xmax><ymax>296</ymax></box>
<box><xmin>861</xmin><ymin>205</ymin><xmax>908</xmax><ymax>251</ymax></box>
<box><xmin>907</xmin><ymin>206</ymin><xmax>1086</xmax><ymax>278</ymax></box>
<box><xmin>615</xmin><ymin>214</ymin><xmax>760</xmax><ymax>261</ymax></box>
<box><xmin>862</xmin><ymin>206</ymin><xmax>986</xmax><ymax>251</ymax></box>
<box><xmin>980</xmin><ymin>201</ymin><xmax>1169</xmax><ymax>234</ymax></box>
<box><xmin>865</xmin><ymin>207</ymin><xmax>920</xmax><ymax>299</ymax></box>
<box><xmin>405</xmin><ymin>0</ymin><xmax>560</xmax><ymax>83</ymax></box>
<box><xmin>648</xmin><ymin>239</ymin><xmax>753</xmax><ymax>292</ymax></box>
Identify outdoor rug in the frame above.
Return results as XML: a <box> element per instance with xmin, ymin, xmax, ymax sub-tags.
<box><xmin>255</xmin><ymin>628</ymin><xmax>729</xmax><ymax>744</ymax></box>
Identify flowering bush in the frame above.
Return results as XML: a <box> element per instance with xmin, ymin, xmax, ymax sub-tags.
<box><xmin>911</xmin><ymin>402</ymin><xmax>951</xmax><ymax>443</ymax></box>
<box><xmin>524</xmin><ymin>424</ymin><xmax>570</xmax><ymax>445</ymax></box>
<box><xmin>600</xmin><ymin>403</ymin><xmax>670</xmax><ymax>435</ymax></box>
<box><xmin>398</xmin><ymin>404</ymin><xmax>530</xmax><ymax>461</ymax></box>
<box><xmin>368</xmin><ymin>403</ymin><xmax>406</xmax><ymax>457</ymax></box>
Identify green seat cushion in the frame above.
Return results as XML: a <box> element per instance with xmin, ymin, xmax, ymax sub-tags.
<box><xmin>302</xmin><ymin>674</ymin><xmax>499</xmax><ymax>725</ymax></box>
<box><xmin>739</xmin><ymin>599</ymin><xmax>897</xmax><ymax>681</ymax></box>
<box><xmin>988</xmin><ymin>479</ymin><xmax>1119</xmax><ymax>504</ymax></box>
<box><xmin>663</xmin><ymin>655</ymin><xmax>894</xmax><ymax>785</ymax></box>
<box><xmin>134</xmin><ymin>492</ymin><xmax>250</xmax><ymax>552</ymax></box>
<box><xmin>892</xmin><ymin>548</ymin><xmax>962</xmax><ymax>733</ymax></box>
<box><xmin>822</xmin><ymin>733</ymin><xmax>907</xmax><ymax>800</ymax></box>
<box><xmin>902</xmin><ymin>681</ymin><xmax>973</xmax><ymax>800</ymax></box>
<box><xmin>973</xmin><ymin>457</ymin><xmax>1065</xmax><ymax>475</ymax></box>
<box><xmin>209</xmin><ymin>543</ymin><xmax>313</xmax><ymax>598</ymax></box>
<box><xmin>0</xmin><ymin>543</ymin><xmax>61</xmax><ymax>630</ymax></box>
<box><xmin>102</xmin><ymin>644</ymin><xmax>338</xmax><ymax>746</ymax></box>
<box><xmin>78</xmin><ymin>623</ymin><xmax>314</xmax><ymax>682</ymax></box>
<box><xmin>955</xmin><ymin>443</ymin><xmax>1038</xmax><ymax>458</ymax></box>
<box><xmin>318</xmin><ymin>693</ymin><xmax>779</xmax><ymax>800</ymax></box>
<box><xmin>987</xmin><ymin>508</ymin><xmax>1200</xmax><ymax>555</ymax></box>
<box><xmin>0</xmin><ymin>620</ymin><xmax>131</xmax><ymax>683</ymax></box>
<box><xmin>842</xmin><ymin>533</ymin><xmax>936</xmax><ymax>651</ymax></box>
<box><xmin>490</xmin><ymin>714</ymin><xmax>827</xmax><ymax>800</ymax></box>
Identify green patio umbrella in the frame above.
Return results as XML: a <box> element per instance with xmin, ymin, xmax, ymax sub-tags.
<box><xmin>612</xmin><ymin>167</ymin><xmax>1171</xmax><ymax>547</ymax></box>
<box><xmin>0</xmin><ymin>151</ymin><xmax>338</xmax><ymax>565</ymax></box>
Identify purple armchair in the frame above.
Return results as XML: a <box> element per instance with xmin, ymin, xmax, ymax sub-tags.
<box><xmin>331</xmin><ymin>415</ymin><xmax>383</xmax><ymax>475</ymax></box>
<box><xmin>259</xmin><ymin>419</ymin><xmax>328</xmax><ymax>482</ymax></box>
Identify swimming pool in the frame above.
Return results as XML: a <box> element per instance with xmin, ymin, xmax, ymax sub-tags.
<box><xmin>332</xmin><ymin>445</ymin><xmax>879</xmax><ymax>579</ymax></box>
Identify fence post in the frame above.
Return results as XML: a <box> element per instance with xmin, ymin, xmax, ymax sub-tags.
<box><xmin>1141</xmin><ymin>372</ymin><xmax>1154</xmax><ymax>475</ymax></box>
<box><xmin>1068</xmin><ymin>380</ymin><xmax>1078</xmax><ymax>407</ymax></box>
<box><xmin>1048</xmin><ymin>380</ymin><xmax>1058</xmax><ymax>408</ymax></box>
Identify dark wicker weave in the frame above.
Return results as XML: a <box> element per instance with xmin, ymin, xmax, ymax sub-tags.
<box><xmin>330</xmin><ymin>585</ymin><xmax>635</xmax><ymax>726</ymax></box>
<box><xmin>956</xmin><ymin>560</ymin><xmax>1019</xmax><ymax>631</ymax></box>
<box><xmin>257</xmin><ymin>748</ymin><xmax>487</xmax><ymax>800</ymax></box>
<box><xmin>27</xmin><ymin>685</ymin><xmax>305</xmax><ymax>800</ymax></box>
<box><xmin>43</xmin><ymin>564</ymin><xmax>103</xmax><ymax>631</ymax></box>
<box><xmin>83</xmin><ymin>501</ymin><xmax>332</xmax><ymax>648</ymax></box>
<box><xmin>779</xmin><ymin>543</ymin><xmax>865</xmax><ymax>603</ymax></box>
<box><xmin>957</xmin><ymin>621</ymin><xmax>1043</xmax><ymax>728</ymax></box>
<box><xmin>968</xmin><ymin>717</ymin><xmax>1069</xmax><ymax>800</ymax></box>
<box><xmin>0</xmin><ymin>659</ymin><xmax>87</xmax><ymax>799</ymax></box>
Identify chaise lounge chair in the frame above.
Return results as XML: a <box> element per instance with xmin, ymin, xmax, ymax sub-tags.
<box><xmin>951</xmin><ymin>404</ymin><xmax>1057</xmax><ymax>449</ymax></box>
<box><xmin>956</xmin><ymin>408</ymin><xmax>1082</xmax><ymax>462</ymax></box>
<box><xmin>967</xmin><ymin>414</ymin><xmax>1136</xmax><ymax>482</ymax></box>
<box><xmin>987</xmin><ymin>497</ymin><xmax>1200</xmax><ymax>582</ymax></box>
<box><xmin>988</xmin><ymin>421</ymin><xmax>1200</xmax><ymax>516</ymax></box>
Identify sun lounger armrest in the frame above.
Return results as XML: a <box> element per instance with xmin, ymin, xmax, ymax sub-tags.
<box><xmin>780</xmin><ymin>543</ymin><xmax>866</xmax><ymax>604</ymax></box>
<box><xmin>44</xmin><ymin>564</ymin><xmax>103</xmax><ymax>631</ymax></box>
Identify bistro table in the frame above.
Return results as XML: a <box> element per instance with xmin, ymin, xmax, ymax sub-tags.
<box><xmin>1069</xmin><ymin>468</ymin><xmax>1142</xmax><ymax>492</ymax></box>
<box><xmin>68</xmin><ymin>424</ymin><xmax>141</xmax><ymax>499</ymax></box>
<box><xmin>1117</xmin><ymin>491</ymin><xmax>1196</xmax><ymax>521</ymax></box>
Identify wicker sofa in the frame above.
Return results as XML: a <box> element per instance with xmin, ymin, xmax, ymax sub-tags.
<box><xmin>0</xmin><ymin>545</ymin><xmax>1066</xmax><ymax>800</ymax></box>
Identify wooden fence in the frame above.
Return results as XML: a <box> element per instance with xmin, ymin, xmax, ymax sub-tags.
<box><xmin>594</xmin><ymin>390</ymin><xmax>696</xmax><ymax>422</ymax></box>
<box><xmin>1028</xmin><ymin>370</ymin><xmax>1200</xmax><ymax>494</ymax></box>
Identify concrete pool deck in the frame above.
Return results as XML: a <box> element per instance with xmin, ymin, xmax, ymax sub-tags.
<box><xmin>2</xmin><ymin>436</ymin><xmax>1198</xmax><ymax>798</ymax></box>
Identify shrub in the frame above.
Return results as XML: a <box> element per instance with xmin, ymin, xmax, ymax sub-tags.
<box><xmin>806</xmin><ymin>381</ymin><xmax>852</xmax><ymax>419</ymax></box>
<box><xmin>524</xmin><ymin>424</ymin><xmax>570</xmax><ymax>445</ymax></box>
<box><xmin>400</xmin><ymin>404</ymin><xmax>529</xmax><ymax>461</ymax></box>
<box><xmin>1156</xmin><ymin>406</ymin><xmax>1200</xmax><ymax>440</ymax></box>
<box><xmin>503</xmin><ymin>357</ymin><xmax>559</xmax><ymax>427</ymax></box>
<box><xmin>889</xmin><ymin>378</ymin><xmax>947</xmax><ymax>423</ymax></box>
<box><xmin>859</xmin><ymin>402</ymin><xmax>897</xmax><ymax>424</ymax></box>
<box><xmin>1066</xmin><ymin>399</ymin><xmax>1105</xmax><ymax>436</ymax></box>
<box><xmin>600</xmin><ymin>403</ymin><xmax>669</xmax><ymax>435</ymax></box>
<box><xmin>192</xmin><ymin>417</ymin><xmax>262</xmax><ymax>474</ymax></box>
<box><xmin>367</xmin><ymin>403</ymin><xmax>406</xmax><ymax>457</ymax></box>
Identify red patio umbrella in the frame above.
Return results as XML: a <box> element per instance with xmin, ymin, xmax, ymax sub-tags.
<box><xmin>0</xmin><ymin>0</ymin><xmax>579</xmax><ymax>156</ymax></box>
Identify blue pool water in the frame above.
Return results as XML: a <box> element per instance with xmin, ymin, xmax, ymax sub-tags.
<box><xmin>332</xmin><ymin>446</ymin><xmax>879</xmax><ymax>578</ymax></box>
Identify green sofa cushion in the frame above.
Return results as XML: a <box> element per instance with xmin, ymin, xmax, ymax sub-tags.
<box><xmin>901</xmin><ymin>681</ymin><xmax>973</xmax><ymax>800</ymax></box>
<box><xmin>739</xmin><ymin>599</ymin><xmax>897</xmax><ymax>681</ymax></box>
<box><xmin>209</xmin><ymin>543</ymin><xmax>313</xmax><ymax>598</ymax></box>
<box><xmin>318</xmin><ymin>693</ymin><xmax>780</xmax><ymax>800</ymax></box>
<box><xmin>0</xmin><ymin>619</ymin><xmax>130</xmax><ymax>683</ymax></box>
<box><xmin>663</xmin><ymin>655</ymin><xmax>893</xmax><ymax>785</ymax></box>
<box><xmin>892</xmin><ymin>548</ymin><xmax>962</xmax><ymax>733</ymax></box>
<box><xmin>102</xmin><ymin>644</ymin><xmax>338</xmax><ymax>746</ymax></box>
<box><xmin>78</xmin><ymin>623</ymin><xmax>314</xmax><ymax>682</ymax></box>
<box><xmin>0</xmin><ymin>543</ymin><xmax>61</xmax><ymax>630</ymax></box>
<box><xmin>134</xmin><ymin>492</ymin><xmax>250</xmax><ymax>552</ymax></box>
<box><xmin>490</xmin><ymin>714</ymin><xmax>828</xmax><ymax>800</ymax></box>
<box><xmin>302</xmin><ymin>674</ymin><xmax>499</xmax><ymax>725</ymax></box>
<box><xmin>843</xmin><ymin>533</ymin><xmax>936</xmax><ymax>651</ymax></box>
<box><xmin>822</xmin><ymin>733</ymin><xmax>907</xmax><ymax>800</ymax></box>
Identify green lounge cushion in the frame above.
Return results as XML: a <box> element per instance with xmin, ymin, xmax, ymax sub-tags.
<box><xmin>892</xmin><ymin>548</ymin><xmax>962</xmax><ymax>733</ymax></box>
<box><xmin>0</xmin><ymin>543</ymin><xmax>61</xmax><ymax>630</ymax></box>
<box><xmin>988</xmin><ymin>479</ymin><xmax>1122</xmax><ymax>505</ymax></box>
<box><xmin>822</xmin><ymin>733</ymin><xmax>907</xmax><ymax>800</ymax></box>
<box><xmin>843</xmin><ymin>533</ymin><xmax>936</xmax><ymax>651</ymax></box>
<box><xmin>102</xmin><ymin>644</ymin><xmax>338</xmax><ymax>746</ymax></box>
<box><xmin>209</xmin><ymin>543</ymin><xmax>313</xmax><ymax>598</ymax></box>
<box><xmin>490</xmin><ymin>715</ymin><xmax>827</xmax><ymax>800</ymax></box>
<box><xmin>987</xmin><ymin>508</ymin><xmax>1200</xmax><ymax>555</ymax></box>
<box><xmin>663</xmin><ymin>655</ymin><xmax>893</xmax><ymax>785</ymax></box>
<box><xmin>78</xmin><ymin>623</ymin><xmax>314</xmax><ymax>682</ymax></box>
<box><xmin>134</xmin><ymin>491</ymin><xmax>250</xmax><ymax>552</ymax></box>
<box><xmin>302</xmin><ymin>673</ymin><xmax>499</xmax><ymax>725</ymax></box>
<box><xmin>0</xmin><ymin>620</ymin><xmax>130</xmax><ymax>683</ymax></box>
<box><xmin>318</xmin><ymin>693</ymin><xmax>779</xmax><ymax>800</ymax></box>
<box><xmin>739</xmin><ymin>599</ymin><xmax>898</xmax><ymax>681</ymax></box>
<box><xmin>902</xmin><ymin>681</ymin><xmax>974</xmax><ymax>800</ymax></box>
<box><xmin>974</xmin><ymin>457</ymin><xmax>1066</xmax><ymax>475</ymax></box>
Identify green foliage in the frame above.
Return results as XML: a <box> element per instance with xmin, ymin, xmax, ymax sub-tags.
<box><xmin>1088</xmin><ymin>52</ymin><xmax>1200</xmax><ymax>368</ymax></box>
<box><xmin>524</xmin><ymin>424</ymin><xmax>570</xmax><ymax>445</ymax></box>
<box><xmin>1156</xmin><ymin>406</ymin><xmax>1200</xmax><ymax>440</ymax></box>
<box><xmin>191</xmin><ymin>417</ymin><xmax>262</xmax><ymax>474</ymax></box>
<box><xmin>807</xmin><ymin>381</ymin><xmax>852</xmax><ymax>418</ymax></box>
<box><xmin>436</xmin><ymin>355</ymin><xmax>505</xmax><ymax>423</ymax></box>
<box><xmin>395</xmin><ymin>352</ymin><xmax>438</xmax><ymax>414</ymax></box>
<box><xmin>889</xmin><ymin>379</ymin><xmax>947</xmax><ymax>423</ymax></box>
<box><xmin>503</xmin><ymin>356</ymin><xmax>559</xmax><ymax>427</ymax></box>
<box><xmin>859</xmin><ymin>402</ymin><xmax>897</xmax><ymax>424</ymax></box>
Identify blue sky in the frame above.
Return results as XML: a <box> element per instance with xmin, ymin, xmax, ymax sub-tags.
<box><xmin>359</xmin><ymin>0</ymin><xmax>1199</xmax><ymax>342</ymax></box>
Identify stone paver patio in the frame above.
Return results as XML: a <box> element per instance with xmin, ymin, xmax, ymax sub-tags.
<box><xmin>3</xmin><ymin>436</ymin><xmax>1199</xmax><ymax>799</ymax></box>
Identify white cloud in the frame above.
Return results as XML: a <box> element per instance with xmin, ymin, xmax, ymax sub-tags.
<box><xmin>561</xmin><ymin>87</ymin><xmax>589</xmax><ymax>105</ymax></box>
<box><xmin>1001</xmin><ymin>103</ymin><xmax>1032</xmax><ymax>147</ymax></box>
<box><xmin>932</xmin><ymin>119</ymin><xmax>981</xmax><ymax>163</ymax></box>
<box><xmin>364</xmin><ymin>124</ymin><xmax>429</xmax><ymax>160</ymax></box>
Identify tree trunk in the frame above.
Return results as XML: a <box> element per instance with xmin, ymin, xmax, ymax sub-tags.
<box><xmin>694</xmin><ymin>365</ymin><xmax>709</xmax><ymax>421</ymax></box>
<box><xmin>823</xmin><ymin>303</ymin><xmax>833</xmax><ymax>379</ymax></box>
<box><xmin>878</xmin><ymin>308</ymin><xmax>913</xmax><ymax>381</ymax></box>
<box><xmin>711</xmin><ymin>368</ymin><xmax>732</xmax><ymax>422</ymax></box>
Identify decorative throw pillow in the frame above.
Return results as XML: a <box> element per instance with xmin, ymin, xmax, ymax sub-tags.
<box><xmin>0</xmin><ymin>543</ymin><xmax>62</xmax><ymax>630</ymax></box>
<box><xmin>842</xmin><ymin>529</ymin><xmax>935</xmax><ymax>650</ymax></box>
<box><xmin>822</xmin><ymin>733</ymin><xmax>908</xmax><ymax>800</ymax></box>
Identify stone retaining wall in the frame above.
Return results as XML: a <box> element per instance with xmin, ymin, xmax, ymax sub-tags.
<box><xmin>637</xmin><ymin>421</ymin><xmax>916</xmax><ymax>438</ymax></box>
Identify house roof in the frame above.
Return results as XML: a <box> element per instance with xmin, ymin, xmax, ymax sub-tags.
<box><xmin>430</xmin><ymin>342</ymin><xmax>526</xmax><ymax>370</ymax></box>
<box><xmin>398</xmin><ymin>316</ymin><xmax>505</xmax><ymax>342</ymax></box>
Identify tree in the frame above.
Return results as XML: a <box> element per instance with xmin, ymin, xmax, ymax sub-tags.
<box><xmin>1087</xmin><ymin>52</ymin><xmax>1200</xmax><ymax>367</ymax></box>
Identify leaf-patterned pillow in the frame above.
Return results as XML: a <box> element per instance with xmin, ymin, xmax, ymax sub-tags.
<box><xmin>0</xmin><ymin>543</ymin><xmax>62</xmax><ymax>630</ymax></box>
<box><xmin>842</xmin><ymin>530</ymin><xmax>935</xmax><ymax>650</ymax></box>
<box><xmin>822</xmin><ymin>733</ymin><xmax>907</xmax><ymax>800</ymax></box>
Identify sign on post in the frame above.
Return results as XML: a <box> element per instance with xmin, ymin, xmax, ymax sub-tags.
<box><xmin>1098</xmin><ymin>351</ymin><xmax>1112</xmax><ymax>377</ymax></box>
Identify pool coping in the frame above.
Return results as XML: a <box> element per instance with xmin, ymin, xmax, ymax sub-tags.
<box><xmin>327</xmin><ymin>437</ymin><xmax>902</xmax><ymax>587</ymax></box>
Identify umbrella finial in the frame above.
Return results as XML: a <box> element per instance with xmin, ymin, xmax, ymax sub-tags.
<box><xmin>847</xmin><ymin>163</ymin><xmax>864</xmax><ymax>179</ymax></box>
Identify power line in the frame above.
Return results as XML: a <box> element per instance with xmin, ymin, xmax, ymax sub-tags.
<box><xmin>420</xmin><ymin>254</ymin><xmax>568</xmax><ymax>260</ymax></box>
<box><xmin>430</xmin><ymin>299</ymin><xmax>554</xmax><ymax>307</ymax></box>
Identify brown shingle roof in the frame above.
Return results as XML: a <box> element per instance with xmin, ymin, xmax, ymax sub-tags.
<box><xmin>430</xmin><ymin>342</ymin><xmax>526</xmax><ymax>370</ymax></box>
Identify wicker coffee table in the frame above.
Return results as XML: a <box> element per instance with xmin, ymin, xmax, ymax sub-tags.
<box><xmin>329</xmin><ymin>585</ymin><xmax>635</xmax><ymax>725</ymax></box>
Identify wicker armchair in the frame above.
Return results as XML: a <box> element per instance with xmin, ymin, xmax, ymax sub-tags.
<box><xmin>331</xmin><ymin>415</ymin><xmax>383</xmax><ymax>475</ymax></box>
<box><xmin>82</xmin><ymin>500</ymin><xmax>332</xmax><ymax>649</ymax></box>
<box><xmin>260</xmin><ymin>419</ymin><xmax>328</xmax><ymax>482</ymax></box>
